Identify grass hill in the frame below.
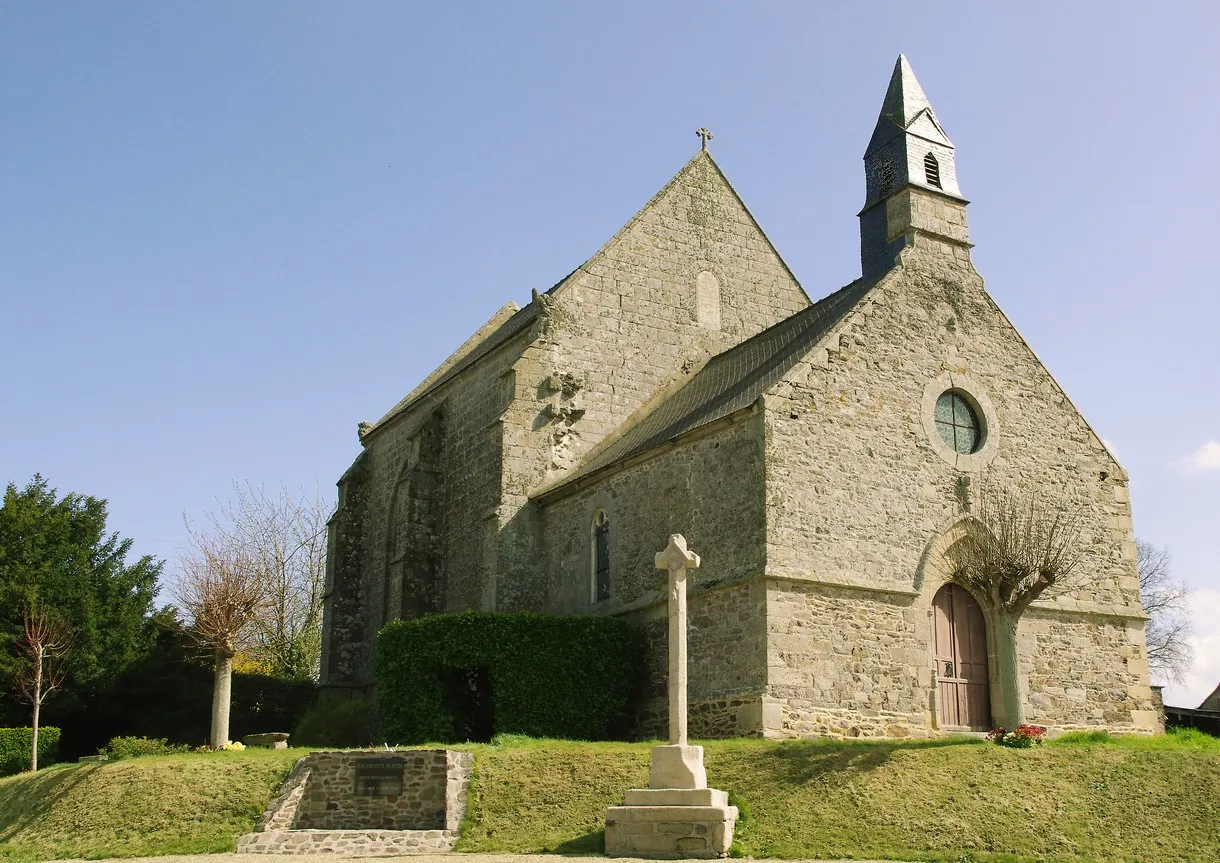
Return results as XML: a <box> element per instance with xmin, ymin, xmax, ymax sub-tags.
<box><xmin>1</xmin><ymin>731</ymin><xmax>1217</xmax><ymax>863</ymax></box>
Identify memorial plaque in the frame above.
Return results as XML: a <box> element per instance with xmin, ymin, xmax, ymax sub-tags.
<box><xmin>354</xmin><ymin>758</ymin><xmax>404</xmax><ymax>796</ymax></box>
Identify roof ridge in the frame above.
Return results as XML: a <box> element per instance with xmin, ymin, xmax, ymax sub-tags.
<box><xmin>363</xmin><ymin>148</ymin><xmax>809</xmax><ymax>439</ymax></box>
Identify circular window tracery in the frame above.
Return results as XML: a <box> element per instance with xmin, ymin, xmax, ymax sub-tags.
<box><xmin>935</xmin><ymin>390</ymin><xmax>983</xmax><ymax>454</ymax></box>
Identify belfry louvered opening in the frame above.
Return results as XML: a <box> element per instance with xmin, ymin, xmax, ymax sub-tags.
<box><xmin>924</xmin><ymin>152</ymin><xmax>942</xmax><ymax>188</ymax></box>
<box><xmin>878</xmin><ymin>159</ymin><xmax>895</xmax><ymax>197</ymax></box>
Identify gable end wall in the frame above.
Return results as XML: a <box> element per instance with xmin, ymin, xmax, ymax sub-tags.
<box><xmin>493</xmin><ymin>153</ymin><xmax>810</xmax><ymax>610</ymax></box>
<box><xmin>761</xmin><ymin>238</ymin><xmax>1155</xmax><ymax>736</ymax></box>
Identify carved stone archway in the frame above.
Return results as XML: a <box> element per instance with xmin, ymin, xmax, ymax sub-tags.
<box><xmin>914</xmin><ymin>517</ymin><xmax>1014</xmax><ymax>731</ymax></box>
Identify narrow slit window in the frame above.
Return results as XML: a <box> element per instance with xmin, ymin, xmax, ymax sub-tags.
<box><xmin>591</xmin><ymin>510</ymin><xmax>610</xmax><ymax>602</ymax></box>
<box><xmin>924</xmin><ymin>152</ymin><xmax>942</xmax><ymax>188</ymax></box>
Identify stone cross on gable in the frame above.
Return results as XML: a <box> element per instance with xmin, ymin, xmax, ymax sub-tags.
<box><xmin>655</xmin><ymin>534</ymin><xmax>700</xmax><ymax>745</ymax></box>
<box><xmin>696</xmin><ymin>128</ymin><xmax>713</xmax><ymax>151</ymax></box>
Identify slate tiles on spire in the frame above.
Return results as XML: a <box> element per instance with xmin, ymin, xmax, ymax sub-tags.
<box><xmin>866</xmin><ymin>54</ymin><xmax>952</xmax><ymax>154</ymax></box>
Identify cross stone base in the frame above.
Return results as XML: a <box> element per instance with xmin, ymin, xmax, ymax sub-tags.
<box><xmin>604</xmin><ymin>800</ymin><xmax>738</xmax><ymax>859</ymax></box>
<box><xmin>648</xmin><ymin>744</ymin><xmax>707</xmax><ymax>789</ymax></box>
<box><xmin>604</xmin><ymin>744</ymin><xmax>737</xmax><ymax>858</ymax></box>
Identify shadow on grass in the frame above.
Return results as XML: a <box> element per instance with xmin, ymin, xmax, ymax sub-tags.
<box><xmin>550</xmin><ymin>830</ymin><xmax>604</xmax><ymax>854</ymax></box>
<box><xmin>764</xmin><ymin>736</ymin><xmax>983</xmax><ymax>784</ymax></box>
<box><xmin>0</xmin><ymin>763</ymin><xmax>98</xmax><ymax>842</ymax></box>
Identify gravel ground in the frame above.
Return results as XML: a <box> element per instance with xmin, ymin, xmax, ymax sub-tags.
<box><xmin>56</xmin><ymin>856</ymin><xmax>912</xmax><ymax>863</ymax></box>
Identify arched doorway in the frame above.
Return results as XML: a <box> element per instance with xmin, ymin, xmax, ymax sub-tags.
<box><xmin>933</xmin><ymin>583</ymin><xmax>991</xmax><ymax>729</ymax></box>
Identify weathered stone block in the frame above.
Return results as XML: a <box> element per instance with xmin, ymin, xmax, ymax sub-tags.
<box><xmin>624</xmin><ymin>788</ymin><xmax>727</xmax><ymax>807</ymax></box>
<box><xmin>649</xmin><ymin>744</ymin><xmax>707</xmax><ymax>789</ymax></box>
<box><xmin>604</xmin><ymin>802</ymin><xmax>738</xmax><ymax>859</ymax></box>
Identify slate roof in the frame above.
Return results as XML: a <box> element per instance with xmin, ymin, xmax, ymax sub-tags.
<box><xmin>538</xmin><ymin>269</ymin><xmax>885</xmax><ymax>497</ymax></box>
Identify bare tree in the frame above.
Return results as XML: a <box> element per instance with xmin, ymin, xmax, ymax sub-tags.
<box><xmin>186</xmin><ymin>484</ymin><xmax>331</xmax><ymax>681</ymax></box>
<box><xmin>951</xmin><ymin>482</ymin><xmax>1089</xmax><ymax>727</ymax></box>
<box><xmin>14</xmin><ymin>606</ymin><xmax>72</xmax><ymax>771</ymax></box>
<box><xmin>1137</xmin><ymin>539</ymin><xmax>1194</xmax><ymax>684</ymax></box>
<box><xmin>174</xmin><ymin>534</ymin><xmax>264</xmax><ymax>748</ymax></box>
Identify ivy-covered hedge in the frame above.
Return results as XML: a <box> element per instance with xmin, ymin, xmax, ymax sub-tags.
<box><xmin>377</xmin><ymin>611</ymin><xmax>638</xmax><ymax>744</ymax></box>
<box><xmin>0</xmin><ymin>727</ymin><xmax>60</xmax><ymax>776</ymax></box>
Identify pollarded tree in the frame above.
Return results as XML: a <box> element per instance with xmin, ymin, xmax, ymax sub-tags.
<box><xmin>174</xmin><ymin>530</ymin><xmax>264</xmax><ymax>749</ymax></box>
<box><xmin>951</xmin><ymin>482</ymin><xmax>1088</xmax><ymax>727</ymax></box>
<box><xmin>197</xmin><ymin>484</ymin><xmax>332</xmax><ymax>682</ymax></box>
<box><xmin>13</xmin><ymin>606</ymin><xmax>72</xmax><ymax>771</ymax></box>
<box><xmin>1136</xmin><ymin>540</ymin><xmax>1194</xmax><ymax>684</ymax></box>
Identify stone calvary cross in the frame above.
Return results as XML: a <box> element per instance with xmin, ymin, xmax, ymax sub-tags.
<box><xmin>604</xmin><ymin>533</ymin><xmax>738</xmax><ymax>858</ymax></box>
<box><xmin>656</xmin><ymin>534</ymin><xmax>700</xmax><ymax>746</ymax></box>
<box><xmin>649</xmin><ymin>534</ymin><xmax>708</xmax><ymax>790</ymax></box>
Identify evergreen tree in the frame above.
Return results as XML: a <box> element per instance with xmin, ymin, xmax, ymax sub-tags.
<box><xmin>0</xmin><ymin>475</ymin><xmax>162</xmax><ymax>714</ymax></box>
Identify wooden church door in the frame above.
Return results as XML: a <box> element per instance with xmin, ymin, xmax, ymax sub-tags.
<box><xmin>933</xmin><ymin>583</ymin><xmax>991</xmax><ymax>729</ymax></box>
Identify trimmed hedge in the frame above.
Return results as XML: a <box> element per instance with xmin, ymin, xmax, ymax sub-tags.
<box><xmin>377</xmin><ymin>611</ymin><xmax>638</xmax><ymax>744</ymax></box>
<box><xmin>0</xmin><ymin>727</ymin><xmax>60</xmax><ymax>776</ymax></box>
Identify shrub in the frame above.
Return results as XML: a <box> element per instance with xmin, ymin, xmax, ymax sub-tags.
<box><xmin>987</xmin><ymin>724</ymin><xmax>1046</xmax><ymax>748</ymax></box>
<box><xmin>98</xmin><ymin>736</ymin><xmax>190</xmax><ymax>760</ymax></box>
<box><xmin>293</xmin><ymin>696</ymin><xmax>377</xmax><ymax>748</ymax></box>
<box><xmin>0</xmin><ymin>727</ymin><xmax>60</xmax><ymax>776</ymax></box>
<box><xmin>377</xmin><ymin>611</ymin><xmax>638</xmax><ymax>744</ymax></box>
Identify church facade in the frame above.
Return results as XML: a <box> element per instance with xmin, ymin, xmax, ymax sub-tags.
<box><xmin>320</xmin><ymin>57</ymin><xmax>1160</xmax><ymax>738</ymax></box>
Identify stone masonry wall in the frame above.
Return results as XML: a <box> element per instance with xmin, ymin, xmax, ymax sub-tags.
<box><xmin>761</xmin><ymin>230</ymin><xmax>1156</xmax><ymax>733</ymax></box>
<box><xmin>319</xmin><ymin>456</ymin><xmax>369</xmax><ymax>687</ymax></box>
<box><xmin>1021</xmin><ymin>609</ymin><xmax>1158</xmax><ymax>730</ymax></box>
<box><xmin>767</xmin><ymin>580</ymin><xmax>932</xmax><ymax>738</ymax></box>
<box><xmin>541</xmin><ymin>414</ymin><xmax>767</xmax><ymax>612</ymax></box>
<box><xmin>541</xmin><ymin>415</ymin><xmax>770</xmax><ymax>738</ymax></box>
<box><xmin>289</xmin><ymin>749</ymin><xmax>472</xmax><ymax>831</ymax></box>
<box><xmin>628</xmin><ymin>579</ymin><xmax>770</xmax><ymax>739</ymax></box>
<box><xmin>328</xmin><ymin>151</ymin><xmax>811</xmax><ymax>687</ymax></box>
<box><xmin>238</xmin><ymin>749</ymin><xmax>474</xmax><ymax>856</ymax></box>
<box><xmin>496</xmin><ymin>152</ymin><xmax>810</xmax><ymax>610</ymax></box>
<box><xmin>349</xmin><ymin>335</ymin><xmax>522</xmax><ymax>683</ymax></box>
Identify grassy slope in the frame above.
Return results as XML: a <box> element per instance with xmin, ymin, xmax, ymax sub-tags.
<box><xmin>1</xmin><ymin>735</ymin><xmax>1217</xmax><ymax>863</ymax></box>
<box><xmin>462</xmin><ymin>734</ymin><xmax>1220</xmax><ymax>863</ymax></box>
<box><xmin>0</xmin><ymin>749</ymin><xmax>301</xmax><ymax>861</ymax></box>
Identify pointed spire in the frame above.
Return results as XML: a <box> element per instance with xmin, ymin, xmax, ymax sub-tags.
<box><xmin>880</xmin><ymin>56</ymin><xmax>932</xmax><ymax>128</ymax></box>
<box><xmin>866</xmin><ymin>55</ymin><xmax>952</xmax><ymax>154</ymax></box>
<box><xmin>858</xmin><ymin>55</ymin><xmax>970</xmax><ymax>274</ymax></box>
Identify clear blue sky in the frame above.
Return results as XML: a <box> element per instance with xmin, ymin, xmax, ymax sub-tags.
<box><xmin>2</xmin><ymin>3</ymin><xmax>1216</xmax><ymax>706</ymax></box>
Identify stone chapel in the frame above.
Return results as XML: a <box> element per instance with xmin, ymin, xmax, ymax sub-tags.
<box><xmin>320</xmin><ymin>56</ymin><xmax>1160</xmax><ymax>738</ymax></box>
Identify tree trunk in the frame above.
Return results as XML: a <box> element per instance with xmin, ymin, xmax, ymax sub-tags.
<box><xmin>993</xmin><ymin>610</ymin><xmax>1024</xmax><ymax>728</ymax></box>
<box><xmin>210</xmin><ymin>650</ymin><xmax>234</xmax><ymax>748</ymax></box>
<box><xmin>30</xmin><ymin>647</ymin><xmax>43</xmax><ymax>772</ymax></box>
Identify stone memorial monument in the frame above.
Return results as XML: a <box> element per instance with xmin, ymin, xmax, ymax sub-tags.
<box><xmin>237</xmin><ymin>749</ymin><xmax>473</xmax><ymax>855</ymax></box>
<box><xmin>604</xmin><ymin>534</ymin><xmax>738</xmax><ymax>858</ymax></box>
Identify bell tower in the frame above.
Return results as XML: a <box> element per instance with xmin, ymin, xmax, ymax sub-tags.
<box><xmin>859</xmin><ymin>55</ymin><xmax>971</xmax><ymax>274</ymax></box>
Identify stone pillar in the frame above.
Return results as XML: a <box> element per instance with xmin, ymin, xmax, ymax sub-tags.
<box><xmin>604</xmin><ymin>535</ymin><xmax>738</xmax><ymax>858</ymax></box>
<box><xmin>649</xmin><ymin>534</ymin><xmax>707</xmax><ymax>790</ymax></box>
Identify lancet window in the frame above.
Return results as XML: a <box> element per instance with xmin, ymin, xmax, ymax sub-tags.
<box><xmin>591</xmin><ymin>510</ymin><xmax>610</xmax><ymax>603</ymax></box>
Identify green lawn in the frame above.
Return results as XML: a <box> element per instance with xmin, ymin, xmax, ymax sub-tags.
<box><xmin>0</xmin><ymin>748</ymin><xmax>301</xmax><ymax>862</ymax></box>
<box><xmin>1</xmin><ymin>731</ymin><xmax>1217</xmax><ymax>863</ymax></box>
